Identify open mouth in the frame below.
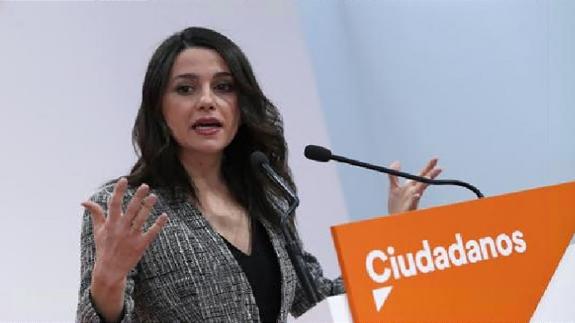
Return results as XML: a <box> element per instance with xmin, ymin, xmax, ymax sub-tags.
<box><xmin>191</xmin><ymin>118</ymin><xmax>223</xmax><ymax>130</ymax></box>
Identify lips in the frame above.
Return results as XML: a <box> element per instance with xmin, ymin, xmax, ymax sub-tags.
<box><xmin>191</xmin><ymin>117</ymin><xmax>223</xmax><ymax>135</ymax></box>
<box><xmin>192</xmin><ymin>117</ymin><xmax>223</xmax><ymax>129</ymax></box>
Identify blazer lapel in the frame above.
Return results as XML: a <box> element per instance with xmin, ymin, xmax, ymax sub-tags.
<box><xmin>261</xmin><ymin>219</ymin><xmax>297</xmax><ymax>323</ymax></box>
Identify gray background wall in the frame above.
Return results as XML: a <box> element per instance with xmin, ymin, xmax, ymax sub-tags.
<box><xmin>298</xmin><ymin>0</ymin><xmax>575</xmax><ymax>219</ymax></box>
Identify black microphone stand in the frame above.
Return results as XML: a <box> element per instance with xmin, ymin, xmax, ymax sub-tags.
<box><xmin>278</xmin><ymin>199</ymin><xmax>322</xmax><ymax>306</ymax></box>
<box><xmin>258</xmin><ymin>161</ymin><xmax>322</xmax><ymax>305</ymax></box>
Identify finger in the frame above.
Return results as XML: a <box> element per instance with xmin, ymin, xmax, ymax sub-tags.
<box><xmin>428</xmin><ymin>168</ymin><xmax>442</xmax><ymax>180</ymax></box>
<box><xmin>411</xmin><ymin>190</ymin><xmax>422</xmax><ymax>203</ymax></box>
<box><xmin>414</xmin><ymin>168</ymin><xmax>442</xmax><ymax>194</ymax></box>
<box><xmin>143</xmin><ymin>213</ymin><xmax>169</xmax><ymax>245</ymax></box>
<box><xmin>388</xmin><ymin>161</ymin><xmax>401</xmax><ymax>189</ymax></box>
<box><xmin>413</xmin><ymin>157</ymin><xmax>439</xmax><ymax>191</ymax></box>
<box><xmin>131</xmin><ymin>194</ymin><xmax>158</xmax><ymax>232</ymax></box>
<box><xmin>418</xmin><ymin>158</ymin><xmax>438</xmax><ymax>177</ymax></box>
<box><xmin>406</xmin><ymin>184</ymin><xmax>419</xmax><ymax>196</ymax></box>
<box><xmin>82</xmin><ymin>201</ymin><xmax>106</xmax><ymax>229</ymax></box>
<box><xmin>408</xmin><ymin>192</ymin><xmax>422</xmax><ymax>211</ymax></box>
<box><xmin>398</xmin><ymin>185</ymin><xmax>420</xmax><ymax>211</ymax></box>
<box><xmin>123</xmin><ymin>184</ymin><xmax>150</xmax><ymax>226</ymax></box>
<box><xmin>108</xmin><ymin>178</ymin><xmax>128</xmax><ymax>223</ymax></box>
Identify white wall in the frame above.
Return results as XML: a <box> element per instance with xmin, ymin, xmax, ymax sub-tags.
<box><xmin>0</xmin><ymin>1</ymin><xmax>347</xmax><ymax>320</ymax></box>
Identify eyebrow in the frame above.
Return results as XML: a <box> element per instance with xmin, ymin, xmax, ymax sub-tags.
<box><xmin>173</xmin><ymin>72</ymin><xmax>233</xmax><ymax>81</ymax></box>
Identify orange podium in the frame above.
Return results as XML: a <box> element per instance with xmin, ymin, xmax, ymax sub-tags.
<box><xmin>331</xmin><ymin>181</ymin><xmax>575</xmax><ymax>322</ymax></box>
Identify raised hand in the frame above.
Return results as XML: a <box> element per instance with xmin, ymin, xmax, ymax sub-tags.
<box><xmin>81</xmin><ymin>178</ymin><xmax>168</xmax><ymax>321</ymax></box>
<box><xmin>387</xmin><ymin>158</ymin><xmax>442</xmax><ymax>214</ymax></box>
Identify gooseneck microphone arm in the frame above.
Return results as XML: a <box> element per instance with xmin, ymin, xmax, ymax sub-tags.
<box><xmin>257</xmin><ymin>161</ymin><xmax>300</xmax><ymax>222</ymax></box>
<box><xmin>305</xmin><ymin>145</ymin><xmax>484</xmax><ymax>199</ymax></box>
<box><xmin>250</xmin><ymin>151</ymin><xmax>322</xmax><ymax>305</ymax></box>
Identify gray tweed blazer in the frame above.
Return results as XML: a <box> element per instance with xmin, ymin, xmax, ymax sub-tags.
<box><xmin>76</xmin><ymin>184</ymin><xmax>344</xmax><ymax>322</ymax></box>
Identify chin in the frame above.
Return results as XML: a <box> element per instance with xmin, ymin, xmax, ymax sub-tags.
<box><xmin>185</xmin><ymin>142</ymin><xmax>229</xmax><ymax>156</ymax></box>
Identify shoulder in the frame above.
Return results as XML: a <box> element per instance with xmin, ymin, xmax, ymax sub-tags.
<box><xmin>85</xmin><ymin>179</ymin><xmax>191</xmax><ymax>222</ymax></box>
<box><xmin>88</xmin><ymin>182</ymin><xmax>115</xmax><ymax>204</ymax></box>
<box><xmin>86</xmin><ymin>179</ymin><xmax>140</xmax><ymax>208</ymax></box>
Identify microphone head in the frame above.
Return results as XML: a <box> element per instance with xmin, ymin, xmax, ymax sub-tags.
<box><xmin>250</xmin><ymin>150</ymin><xmax>270</xmax><ymax>168</ymax></box>
<box><xmin>304</xmin><ymin>145</ymin><xmax>332</xmax><ymax>162</ymax></box>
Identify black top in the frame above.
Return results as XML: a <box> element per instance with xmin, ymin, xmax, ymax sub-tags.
<box><xmin>222</xmin><ymin>220</ymin><xmax>282</xmax><ymax>323</ymax></box>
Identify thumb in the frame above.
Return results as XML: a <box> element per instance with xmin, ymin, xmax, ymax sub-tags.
<box><xmin>82</xmin><ymin>201</ymin><xmax>106</xmax><ymax>228</ymax></box>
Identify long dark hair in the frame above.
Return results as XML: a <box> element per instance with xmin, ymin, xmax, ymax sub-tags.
<box><xmin>127</xmin><ymin>26</ymin><xmax>294</xmax><ymax>226</ymax></box>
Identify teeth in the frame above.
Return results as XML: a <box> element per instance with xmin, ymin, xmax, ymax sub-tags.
<box><xmin>194</xmin><ymin>124</ymin><xmax>221</xmax><ymax>129</ymax></box>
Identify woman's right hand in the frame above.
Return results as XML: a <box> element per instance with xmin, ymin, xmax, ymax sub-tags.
<box><xmin>82</xmin><ymin>178</ymin><xmax>168</xmax><ymax>322</ymax></box>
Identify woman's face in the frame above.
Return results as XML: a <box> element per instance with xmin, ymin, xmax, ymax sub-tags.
<box><xmin>162</xmin><ymin>47</ymin><xmax>240</xmax><ymax>159</ymax></box>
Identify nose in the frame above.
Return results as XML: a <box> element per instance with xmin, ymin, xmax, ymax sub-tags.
<box><xmin>198</xmin><ymin>85</ymin><xmax>215</xmax><ymax>111</ymax></box>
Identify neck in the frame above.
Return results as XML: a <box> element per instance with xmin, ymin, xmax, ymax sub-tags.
<box><xmin>180</xmin><ymin>150</ymin><xmax>245</xmax><ymax>222</ymax></box>
<box><xmin>180</xmin><ymin>150</ymin><xmax>226</xmax><ymax>197</ymax></box>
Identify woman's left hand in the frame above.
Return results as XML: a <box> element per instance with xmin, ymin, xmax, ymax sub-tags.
<box><xmin>387</xmin><ymin>158</ymin><xmax>442</xmax><ymax>214</ymax></box>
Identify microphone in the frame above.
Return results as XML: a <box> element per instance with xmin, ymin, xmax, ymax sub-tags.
<box><xmin>304</xmin><ymin>145</ymin><xmax>484</xmax><ymax>199</ymax></box>
<box><xmin>304</xmin><ymin>145</ymin><xmax>331</xmax><ymax>162</ymax></box>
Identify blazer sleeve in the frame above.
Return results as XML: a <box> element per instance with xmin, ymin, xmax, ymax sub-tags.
<box><xmin>76</xmin><ymin>185</ymin><xmax>138</xmax><ymax>323</ymax></box>
<box><xmin>289</xmin><ymin>237</ymin><xmax>346</xmax><ymax>317</ymax></box>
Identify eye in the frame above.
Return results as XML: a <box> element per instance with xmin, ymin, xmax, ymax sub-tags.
<box><xmin>175</xmin><ymin>85</ymin><xmax>194</xmax><ymax>95</ymax></box>
<box><xmin>214</xmin><ymin>81</ymin><xmax>235</xmax><ymax>93</ymax></box>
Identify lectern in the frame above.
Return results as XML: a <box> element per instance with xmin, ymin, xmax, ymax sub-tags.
<box><xmin>297</xmin><ymin>181</ymin><xmax>575</xmax><ymax>322</ymax></box>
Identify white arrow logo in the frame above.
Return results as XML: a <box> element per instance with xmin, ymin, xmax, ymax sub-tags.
<box><xmin>372</xmin><ymin>286</ymin><xmax>393</xmax><ymax>312</ymax></box>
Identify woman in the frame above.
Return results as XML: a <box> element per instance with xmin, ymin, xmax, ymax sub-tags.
<box><xmin>77</xmin><ymin>27</ymin><xmax>441</xmax><ymax>322</ymax></box>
